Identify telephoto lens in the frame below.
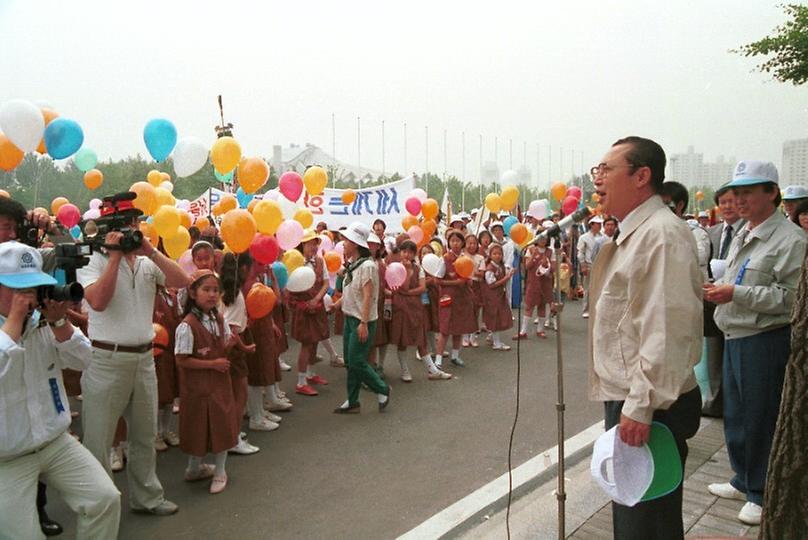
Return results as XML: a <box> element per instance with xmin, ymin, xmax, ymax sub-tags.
<box><xmin>37</xmin><ymin>282</ymin><xmax>85</xmax><ymax>304</ymax></box>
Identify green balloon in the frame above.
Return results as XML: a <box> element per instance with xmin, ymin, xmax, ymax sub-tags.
<box><xmin>215</xmin><ymin>169</ymin><xmax>234</xmax><ymax>184</ymax></box>
<box><xmin>74</xmin><ymin>148</ymin><xmax>98</xmax><ymax>173</ymax></box>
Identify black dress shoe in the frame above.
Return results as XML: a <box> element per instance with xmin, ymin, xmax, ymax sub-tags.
<box><xmin>379</xmin><ymin>388</ymin><xmax>391</xmax><ymax>412</ymax></box>
<box><xmin>40</xmin><ymin>517</ymin><xmax>63</xmax><ymax>537</ymax></box>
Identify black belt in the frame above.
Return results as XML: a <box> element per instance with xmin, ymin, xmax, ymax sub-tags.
<box><xmin>91</xmin><ymin>340</ymin><xmax>152</xmax><ymax>354</ymax></box>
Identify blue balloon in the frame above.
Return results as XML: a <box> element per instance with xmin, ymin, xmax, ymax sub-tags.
<box><xmin>69</xmin><ymin>225</ymin><xmax>81</xmax><ymax>239</ymax></box>
<box><xmin>143</xmin><ymin>118</ymin><xmax>177</xmax><ymax>162</ymax></box>
<box><xmin>44</xmin><ymin>118</ymin><xmax>84</xmax><ymax>160</ymax></box>
<box><xmin>270</xmin><ymin>262</ymin><xmax>288</xmax><ymax>290</ymax></box>
<box><xmin>503</xmin><ymin>215</ymin><xmax>518</xmax><ymax>235</ymax></box>
<box><xmin>236</xmin><ymin>187</ymin><xmax>254</xmax><ymax>208</ymax></box>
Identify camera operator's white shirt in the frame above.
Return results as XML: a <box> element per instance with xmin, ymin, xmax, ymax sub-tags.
<box><xmin>77</xmin><ymin>252</ymin><xmax>166</xmax><ymax>346</ymax></box>
<box><xmin>0</xmin><ymin>313</ymin><xmax>91</xmax><ymax>459</ymax></box>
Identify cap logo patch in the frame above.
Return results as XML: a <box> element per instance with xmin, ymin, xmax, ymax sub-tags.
<box><xmin>736</xmin><ymin>162</ymin><xmax>746</xmax><ymax>174</ymax></box>
<box><xmin>20</xmin><ymin>252</ymin><xmax>36</xmax><ymax>270</ymax></box>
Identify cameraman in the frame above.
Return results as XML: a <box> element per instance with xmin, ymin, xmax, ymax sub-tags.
<box><xmin>0</xmin><ymin>242</ymin><xmax>120</xmax><ymax>539</ymax></box>
<box><xmin>78</xmin><ymin>195</ymin><xmax>190</xmax><ymax>516</ymax></box>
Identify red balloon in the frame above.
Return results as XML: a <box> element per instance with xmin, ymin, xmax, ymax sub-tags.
<box><xmin>561</xmin><ymin>195</ymin><xmax>579</xmax><ymax>216</ymax></box>
<box><xmin>278</xmin><ymin>171</ymin><xmax>304</xmax><ymax>202</ymax></box>
<box><xmin>405</xmin><ymin>197</ymin><xmax>422</xmax><ymax>216</ymax></box>
<box><xmin>56</xmin><ymin>203</ymin><xmax>81</xmax><ymax>228</ymax></box>
<box><xmin>567</xmin><ymin>186</ymin><xmax>583</xmax><ymax>201</ymax></box>
<box><xmin>249</xmin><ymin>234</ymin><xmax>279</xmax><ymax>265</ymax></box>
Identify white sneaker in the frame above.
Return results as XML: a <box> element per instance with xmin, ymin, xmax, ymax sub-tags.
<box><xmin>582</xmin><ymin>312</ymin><xmax>589</xmax><ymax>319</ymax></box>
<box><xmin>264</xmin><ymin>411</ymin><xmax>282</xmax><ymax>423</ymax></box>
<box><xmin>109</xmin><ymin>447</ymin><xmax>124</xmax><ymax>472</ymax></box>
<box><xmin>267</xmin><ymin>399</ymin><xmax>293</xmax><ymax>412</ymax></box>
<box><xmin>154</xmin><ymin>434</ymin><xmax>168</xmax><ymax>452</ymax></box>
<box><xmin>400</xmin><ymin>363</ymin><xmax>413</xmax><ymax>383</ymax></box>
<box><xmin>279</xmin><ymin>360</ymin><xmax>292</xmax><ymax>372</ymax></box>
<box><xmin>229</xmin><ymin>437</ymin><xmax>260</xmax><ymax>455</ymax></box>
<box><xmin>738</xmin><ymin>501</ymin><xmax>762</xmax><ymax>525</ymax></box>
<box><xmin>163</xmin><ymin>431</ymin><xmax>180</xmax><ymax>446</ymax></box>
<box><xmin>708</xmin><ymin>482</ymin><xmax>746</xmax><ymax>501</ymax></box>
<box><xmin>249</xmin><ymin>418</ymin><xmax>279</xmax><ymax>432</ymax></box>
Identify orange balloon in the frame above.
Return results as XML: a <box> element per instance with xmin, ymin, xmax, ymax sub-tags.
<box><xmin>0</xmin><ymin>189</ymin><xmax>9</xmax><ymax>198</ymax></box>
<box><xmin>147</xmin><ymin>169</ymin><xmax>163</xmax><ymax>187</ymax></box>
<box><xmin>51</xmin><ymin>197</ymin><xmax>69</xmax><ymax>216</ymax></box>
<box><xmin>247</xmin><ymin>198</ymin><xmax>259</xmax><ymax>213</ymax></box>
<box><xmin>402</xmin><ymin>215</ymin><xmax>419</xmax><ymax>231</ymax></box>
<box><xmin>591</xmin><ymin>193</ymin><xmax>600</xmax><ymax>203</ymax></box>
<box><xmin>454</xmin><ymin>255</ymin><xmax>474</xmax><ymax>279</ymax></box>
<box><xmin>211</xmin><ymin>202</ymin><xmax>224</xmax><ymax>217</ymax></box>
<box><xmin>219</xmin><ymin>195</ymin><xmax>238</xmax><ymax>213</ymax></box>
<box><xmin>194</xmin><ymin>216</ymin><xmax>211</xmax><ymax>231</ymax></box>
<box><xmin>324</xmin><ymin>251</ymin><xmax>342</xmax><ymax>273</ymax></box>
<box><xmin>550</xmin><ymin>182</ymin><xmax>567</xmax><ymax>202</ymax></box>
<box><xmin>220</xmin><ymin>209</ymin><xmax>257</xmax><ymax>253</ymax></box>
<box><xmin>130</xmin><ymin>181</ymin><xmax>158</xmax><ymax>215</ymax></box>
<box><xmin>246</xmin><ymin>283</ymin><xmax>277</xmax><ymax>319</ymax></box>
<box><xmin>342</xmin><ymin>189</ymin><xmax>356</xmax><ymax>205</ymax></box>
<box><xmin>36</xmin><ymin>108</ymin><xmax>59</xmax><ymax>154</ymax></box>
<box><xmin>160</xmin><ymin>172</ymin><xmax>171</xmax><ymax>182</ymax></box>
<box><xmin>509</xmin><ymin>223</ymin><xmax>528</xmax><ymax>244</ymax></box>
<box><xmin>238</xmin><ymin>157</ymin><xmax>269</xmax><ymax>194</ymax></box>
<box><xmin>152</xmin><ymin>323</ymin><xmax>169</xmax><ymax>357</ymax></box>
<box><xmin>179</xmin><ymin>211</ymin><xmax>192</xmax><ymax>230</ymax></box>
<box><xmin>139</xmin><ymin>221</ymin><xmax>159</xmax><ymax>247</ymax></box>
<box><xmin>695</xmin><ymin>191</ymin><xmax>704</xmax><ymax>201</ymax></box>
<box><xmin>83</xmin><ymin>169</ymin><xmax>103</xmax><ymax>190</ymax></box>
<box><xmin>421</xmin><ymin>198</ymin><xmax>439</xmax><ymax>220</ymax></box>
<box><xmin>0</xmin><ymin>134</ymin><xmax>24</xmax><ymax>172</ymax></box>
<box><xmin>421</xmin><ymin>218</ymin><xmax>437</xmax><ymax>238</ymax></box>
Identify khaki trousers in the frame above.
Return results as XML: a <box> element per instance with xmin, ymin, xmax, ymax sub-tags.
<box><xmin>0</xmin><ymin>432</ymin><xmax>120</xmax><ymax>540</ymax></box>
<box><xmin>81</xmin><ymin>347</ymin><xmax>166</xmax><ymax>510</ymax></box>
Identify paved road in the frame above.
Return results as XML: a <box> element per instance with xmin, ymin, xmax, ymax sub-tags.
<box><xmin>50</xmin><ymin>301</ymin><xmax>602</xmax><ymax>539</ymax></box>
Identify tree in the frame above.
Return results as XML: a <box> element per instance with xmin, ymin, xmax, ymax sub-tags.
<box><xmin>733</xmin><ymin>4</ymin><xmax>808</xmax><ymax>85</ymax></box>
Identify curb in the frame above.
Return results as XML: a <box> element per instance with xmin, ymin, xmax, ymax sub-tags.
<box><xmin>398</xmin><ymin>421</ymin><xmax>604</xmax><ymax>540</ymax></box>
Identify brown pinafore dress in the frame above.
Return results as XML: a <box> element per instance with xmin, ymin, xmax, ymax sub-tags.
<box><xmin>389</xmin><ymin>263</ymin><xmax>427</xmax><ymax>348</ymax></box>
<box><xmin>481</xmin><ymin>262</ymin><xmax>514</xmax><ymax>332</ymax></box>
<box><xmin>289</xmin><ymin>256</ymin><xmax>329</xmax><ymax>344</ymax></box>
<box><xmin>247</xmin><ymin>311</ymin><xmax>281</xmax><ymax>387</ymax></box>
<box><xmin>178</xmin><ymin>312</ymin><xmax>239</xmax><ymax>456</ymax></box>
<box><xmin>373</xmin><ymin>259</ymin><xmax>390</xmax><ymax>347</ymax></box>
<box><xmin>438</xmin><ymin>251</ymin><xmax>479</xmax><ymax>335</ymax></box>
<box><xmin>524</xmin><ymin>247</ymin><xmax>554</xmax><ymax>316</ymax></box>
<box><xmin>154</xmin><ymin>288</ymin><xmax>181</xmax><ymax>406</ymax></box>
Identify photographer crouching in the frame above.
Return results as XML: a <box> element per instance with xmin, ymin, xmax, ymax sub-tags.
<box><xmin>0</xmin><ymin>242</ymin><xmax>120</xmax><ymax>538</ymax></box>
<box><xmin>77</xmin><ymin>192</ymin><xmax>190</xmax><ymax>516</ymax></box>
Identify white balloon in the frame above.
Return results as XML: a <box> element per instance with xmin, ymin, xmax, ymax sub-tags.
<box><xmin>501</xmin><ymin>169</ymin><xmax>519</xmax><ymax>184</ymax></box>
<box><xmin>83</xmin><ymin>208</ymin><xmax>101</xmax><ymax>220</ymax></box>
<box><xmin>409</xmin><ymin>188</ymin><xmax>428</xmax><ymax>202</ymax></box>
<box><xmin>264</xmin><ymin>189</ymin><xmax>280</xmax><ymax>201</ymax></box>
<box><xmin>173</xmin><ymin>136</ymin><xmax>208</xmax><ymax>178</ymax></box>
<box><xmin>286</xmin><ymin>266</ymin><xmax>316</xmax><ymax>293</ymax></box>
<box><xmin>0</xmin><ymin>99</ymin><xmax>45</xmax><ymax>152</ymax></box>
<box><xmin>160</xmin><ymin>180</ymin><xmax>174</xmax><ymax>192</ymax></box>
<box><xmin>421</xmin><ymin>253</ymin><xmax>445</xmax><ymax>278</ymax></box>
<box><xmin>176</xmin><ymin>199</ymin><xmax>190</xmax><ymax>211</ymax></box>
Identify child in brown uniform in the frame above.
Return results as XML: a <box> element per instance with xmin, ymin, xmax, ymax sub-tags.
<box><xmin>516</xmin><ymin>236</ymin><xmax>555</xmax><ymax>339</ymax></box>
<box><xmin>436</xmin><ymin>230</ymin><xmax>478</xmax><ymax>368</ymax></box>
<box><xmin>482</xmin><ymin>243</ymin><xmax>514</xmax><ymax>351</ymax></box>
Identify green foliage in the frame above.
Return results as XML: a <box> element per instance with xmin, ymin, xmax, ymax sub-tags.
<box><xmin>733</xmin><ymin>3</ymin><xmax>808</xmax><ymax>85</ymax></box>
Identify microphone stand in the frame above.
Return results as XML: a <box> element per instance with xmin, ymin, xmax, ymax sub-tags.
<box><xmin>551</xmin><ymin>231</ymin><xmax>567</xmax><ymax>540</ymax></box>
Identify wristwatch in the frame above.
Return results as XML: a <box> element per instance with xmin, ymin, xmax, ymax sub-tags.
<box><xmin>49</xmin><ymin>317</ymin><xmax>68</xmax><ymax>328</ymax></box>
<box><xmin>148</xmin><ymin>250</ymin><xmax>159</xmax><ymax>260</ymax></box>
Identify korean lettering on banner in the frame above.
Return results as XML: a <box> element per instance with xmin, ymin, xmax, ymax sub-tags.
<box><xmin>305</xmin><ymin>176</ymin><xmax>414</xmax><ymax>231</ymax></box>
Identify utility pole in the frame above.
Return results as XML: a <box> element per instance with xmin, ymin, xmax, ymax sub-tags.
<box><xmin>381</xmin><ymin>119</ymin><xmax>386</xmax><ymax>176</ymax></box>
<box><xmin>404</xmin><ymin>122</ymin><xmax>408</xmax><ymax>174</ymax></box>
<box><xmin>462</xmin><ymin>131</ymin><xmax>466</xmax><ymax>211</ymax></box>
<box><xmin>357</xmin><ymin>116</ymin><xmax>361</xmax><ymax>171</ymax></box>
<box><xmin>425</xmin><ymin>125</ymin><xmax>429</xmax><ymax>195</ymax></box>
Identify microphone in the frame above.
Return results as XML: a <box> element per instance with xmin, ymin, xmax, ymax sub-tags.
<box><xmin>524</xmin><ymin>206</ymin><xmax>592</xmax><ymax>248</ymax></box>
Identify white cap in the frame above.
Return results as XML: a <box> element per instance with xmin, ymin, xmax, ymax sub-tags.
<box><xmin>470</xmin><ymin>207</ymin><xmax>479</xmax><ymax>215</ymax></box>
<box><xmin>698</xmin><ymin>211</ymin><xmax>709</xmax><ymax>218</ymax></box>
<box><xmin>783</xmin><ymin>185</ymin><xmax>808</xmax><ymax>201</ymax></box>
<box><xmin>541</xmin><ymin>220</ymin><xmax>555</xmax><ymax>229</ymax></box>
<box><xmin>590</xmin><ymin>426</ymin><xmax>654</xmax><ymax>507</ymax></box>
<box><xmin>498</xmin><ymin>210</ymin><xmax>510</xmax><ymax>218</ymax></box>
<box><xmin>589</xmin><ymin>216</ymin><xmax>604</xmax><ymax>224</ymax></box>
<box><xmin>489</xmin><ymin>220</ymin><xmax>504</xmax><ymax>230</ymax></box>
<box><xmin>342</xmin><ymin>222</ymin><xmax>370</xmax><ymax>248</ymax></box>
<box><xmin>728</xmin><ymin>160</ymin><xmax>779</xmax><ymax>188</ymax></box>
<box><xmin>449</xmin><ymin>215</ymin><xmax>464</xmax><ymax>225</ymax></box>
<box><xmin>0</xmin><ymin>242</ymin><xmax>57</xmax><ymax>289</ymax></box>
<box><xmin>367</xmin><ymin>232</ymin><xmax>382</xmax><ymax>245</ymax></box>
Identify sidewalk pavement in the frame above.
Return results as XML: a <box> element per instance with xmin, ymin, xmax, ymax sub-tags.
<box><xmin>458</xmin><ymin>418</ymin><xmax>761</xmax><ymax>539</ymax></box>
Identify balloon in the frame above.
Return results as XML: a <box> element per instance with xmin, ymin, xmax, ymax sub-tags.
<box><xmin>69</xmin><ymin>225</ymin><xmax>81</xmax><ymax>239</ymax></box>
<box><xmin>502</xmin><ymin>216</ymin><xmax>517</xmax><ymax>235</ymax></box>
<box><xmin>83</xmin><ymin>208</ymin><xmax>100</xmax><ymax>220</ymax></box>
<box><xmin>238</xmin><ymin>157</ymin><xmax>269</xmax><ymax>194</ymax></box>
<box><xmin>89</xmin><ymin>198</ymin><xmax>101</xmax><ymax>209</ymax></box>
<box><xmin>219</xmin><ymin>195</ymin><xmax>237</xmax><ymax>213</ymax></box>
<box><xmin>324</xmin><ymin>251</ymin><xmax>342</xmax><ymax>273</ymax></box>
<box><xmin>154</xmin><ymin>187</ymin><xmax>175</xmax><ymax>209</ymax></box>
<box><xmin>236</xmin><ymin>187</ymin><xmax>254</xmax><ymax>209</ymax></box>
<box><xmin>249</xmin><ymin>234</ymin><xmax>280</xmax><ymax>265</ymax></box>
<box><xmin>211</xmin><ymin>203</ymin><xmax>224</xmax><ymax>217</ymax></box>
<box><xmin>385</xmin><ymin>262</ymin><xmax>407</xmax><ymax>288</ymax></box>
<box><xmin>44</xmin><ymin>118</ymin><xmax>84</xmax><ymax>159</ymax></box>
<box><xmin>421</xmin><ymin>253</ymin><xmax>443</xmax><ymax>277</ymax></box>
<box><xmin>401</xmin><ymin>215</ymin><xmax>419</xmax><ymax>231</ymax></box>
<box><xmin>695</xmin><ymin>191</ymin><xmax>704</xmax><ymax>201</ymax></box>
<box><xmin>194</xmin><ymin>216</ymin><xmax>211</xmax><ymax>231</ymax></box>
<box><xmin>147</xmin><ymin>169</ymin><xmax>163</xmax><ymax>187</ymax></box>
<box><xmin>179</xmin><ymin>211</ymin><xmax>192</xmax><ymax>230</ymax></box>
<box><xmin>247</xmin><ymin>199</ymin><xmax>259</xmax><ymax>214</ymax></box>
<box><xmin>287</xmin><ymin>266</ymin><xmax>316</xmax><ymax>293</ymax></box>
<box><xmin>73</xmin><ymin>147</ymin><xmax>97</xmax><ymax>172</ymax></box>
<box><xmin>83</xmin><ymin>169</ymin><xmax>103</xmax><ymax>190</ymax></box>
<box><xmin>519</xmin><ymin>229</ymin><xmax>534</xmax><ymax>248</ymax></box>
<box><xmin>303</xmin><ymin>166</ymin><xmax>328</xmax><ymax>195</ymax></box>
<box><xmin>409</xmin><ymin>188</ymin><xmax>428</xmax><ymax>202</ymax></box>
<box><xmin>528</xmin><ymin>199</ymin><xmax>548</xmax><ymax>220</ymax></box>
<box><xmin>160</xmin><ymin>172</ymin><xmax>170</xmax><ymax>182</ymax></box>
<box><xmin>221</xmin><ymin>209</ymin><xmax>257</xmax><ymax>254</ymax></box>
<box><xmin>178</xmin><ymin>250</ymin><xmax>196</xmax><ymax>274</ymax></box>
<box><xmin>160</xmin><ymin>181</ymin><xmax>173</xmax><ymax>193</ymax></box>
<box><xmin>567</xmin><ymin>186</ymin><xmax>583</xmax><ymax>201</ymax></box>
<box><xmin>341</xmin><ymin>189</ymin><xmax>356</xmax><ymax>204</ymax></box>
<box><xmin>0</xmin><ymin>134</ymin><xmax>25</xmax><ymax>172</ymax></box>
<box><xmin>561</xmin><ymin>195</ymin><xmax>578</xmax><ymax>216</ymax></box>
<box><xmin>281</xmin><ymin>249</ymin><xmax>304</xmax><ymax>274</ymax></box>
<box><xmin>36</xmin><ymin>108</ymin><xmax>59</xmax><ymax>154</ymax></box>
<box><xmin>407</xmin><ymin>225</ymin><xmax>424</xmax><ymax>244</ymax></box>
<box><xmin>163</xmin><ymin>226</ymin><xmax>191</xmax><ymax>259</ymax></box>
<box><xmin>279</xmin><ymin>171</ymin><xmax>304</xmax><ymax>202</ymax></box>
<box><xmin>501</xmin><ymin>169</ymin><xmax>518</xmax><ymax>184</ymax></box>
<box><xmin>293</xmin><ymin>208</ymin><xmax>314</xmax><ymax>229</ymax></box>
<box><xmin>551</xmin><ymin>182</ymin><xmax>567</xmax><ymax>202</ymax></box>
<box><xmin>153</xmin><ymin>323</ymin><xmax>169</xmax><ymax>357</ymax></box>
<box><xmin>0</xmin><ymin>99</ymin><xmax>44</xmax><ymax>152</ymax></box>
<box><xmin>51</xmin><ymin>197</ymin><xmax>69</xmax><ymax>215</ymax></box>
<box><xmin>263</xmin><ymin>189</ymin><xmax>279</xmax><ymax>201</ymax></box>
<box><xmin>591</xmin><ymin>193</ymin><xmax>600</xmax><ymax>203</ymax></box>
<box><xmin>246</xmin><ymin>284</ymin><xmax>277</xmax><ymax>319</ymax></box>
<box><xmin>214</xmin><ymin>168</ymin><xmax>234</xmax><ymax>184</ymax></box>
<box><xmin>276</xmin><ymin>220</ymin><xmax>304</xmax><ymax>251</ymax></box>
<box><xmin>153</xmin><ymin>206</ymin><xmax>181</xmax><ymax>238</ymax></box>
<box><xmin>210</xmin><ymin>136</ymin><xmax>242</xmax><ymax>174</ymax></box>
<box><xmin>319</xmin><ymin>234</ymin><xmax>334</xmax><ymax>253</ymax></box>
<box><xmin>421</xmin><ymin>198</ymin><xmax>439</xmax><ymax>220</ymax></box>
<box><xmin>405</xmin><ymin>197</ymin><xmax>422</xmax><ymax>216</ymax></box>
<box><xmin>270</xmin><ymin>262</ymin><xmax>289</xmax><ymax>290</ymax></box>
<box><xmin>143</xmin><ymin>118</ymin><xmax>177</xmax><ymax>162</ymax></box>
<box><xmin>509</xmin><ymin>223</ymin><xmax>528</xmax><ymax>244</ymax></box>
<box><xmin>0</xmin><ymin>189</ymin><xmax>8</xmax><ymax>198</ymax></box>
<box><xmin>500</xmin><ymin>185</ymin><xmax>519</xmax><ymax>211</ymax></box>
<box><xmin>422</xmin><ymin>219</ymin><xmax>437</xmax><ymax>238</ymax></box>
<box><xmin>454</xmin><ymin>255</ymin><xmax>474</xmax><ymax>279</ymax></box>
<box><xmin>173</xmin><ymin>136</ymin><xmax>208</xmax><ymax>177</ymax></box>
<box><xmin>485</xmin><ymin>193</ymin><xmax>502</xmax><ymax>214</ymax></box>
<box><xmin>252</xmin><ymin>200</ymin><xmax>283</xmax><ymax>235</ymax></box>
<box><xmin>56</xmin><ymin>203</ymin><xmax>81</xmax><ymax>228</ymax></box>
<box><xmin>140</xmin><ymin>221</ymin><xmax>159</xmax><ymax>247</ymax></box>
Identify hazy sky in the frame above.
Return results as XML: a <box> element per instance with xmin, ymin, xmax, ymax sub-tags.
<box><xmin>1</xmin><ymin>0</ymin><xmax>805</xmax><ymax>187</ymax></box>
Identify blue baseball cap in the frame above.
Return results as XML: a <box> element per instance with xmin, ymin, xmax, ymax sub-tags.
<box><xmin>727</xmin><ymin>160</ymin><xmax>779</xmax><ymax>188</ymax></box>
<box><xmin>0</xmin><ymin>242</ymin><xmax>57</xmax><ymax>289</ymax></box>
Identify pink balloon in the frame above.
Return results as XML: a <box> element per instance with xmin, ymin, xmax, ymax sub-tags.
<box><xmin>278</xmin><ymin>171</ymin><xmax>303</xmax><ymax>202</ymax></box>
<box><xmin>318</xmin><ymin>234</ymin><xmax>333</xmax><ymax>253</ymax></box>
<box><xmin>334</xmin><ymin>241</ymin><xmax>345</xmax><ymax>259</ymax></box>
<box><xmin>276</xmin><ymin>219</ymin><xmax>304</xmax><ymax>250</ymax></box>
<box><xmin>561</xmin><ymin>195</ymin><xmax>579</xmax><ymax>216</ymax></box>
<box><xmin>57</xmin><ymin>203</ymin><xmax>81</xmax><ymax>228</ymax></box>
<box><xmin>409</xmin><ymin>188</ymin><xmax>428</xmax><ymax>202</ymax></box>
<box><xmin>178</xmin><ymin>250</ymin><xmax>196</xmax><ymax>274</ymax></box>
<box><xmin>405</xmin><ymin>197</ymin><xmax>422</xmax><ymax>216</ymax></box>
<box><xmin>567</xmin><ymin>186</ymin><xmax>583</xmax><ymax>201</ymax></box>
<box><xmin>89</xmin><ymin>198</ymin><xmax>102</xmax><ymax>210</ymax></box>
<box><xmin>385</xmin><ymin>262</ymin><xmax>407</xmax><ymax>288</ymax></box>
<box><xmin>407</xmin><ymin>225</ymin><xmax>424</xmax><ymax>244</ymax></box>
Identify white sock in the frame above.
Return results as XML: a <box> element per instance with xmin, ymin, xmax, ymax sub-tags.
<box><xmin>306</xmin><ymin>365</ymin><xmax>315</xmax><ymax>377</ymax></box>
<box><xmin>247</xmin><ymin>386</ymin><xmax>264</xmax><ymax>421</ymax></box>
<box><xmin>537</xmin><ymin>316</ymin><xmax>545</xmax><ymax>330</ymax></box>
<box><xmin>214</xmin><ymin>451</ymin><xmax>227</xmax><ymax>476</ymax></box>
<box><xmin>427</xmin><ymin>333</ymin><xmax>437</xmax><ymax>355</ymax></box>
<box><xmin>321</xmin><ymin>339</ymin><xmax>338</xmax><ymax>360</ymax></box>
<box><xmin>435</xmin><ymin>354</ymin><xmax>443</xmax><ymax>366</ymax></box>
<box><xmin>377</xmin><ymin>392</ymin><xmax>388</xmax><ymax>404</ymax></box>
<box><xmin>421</xmin><ymin>353</ymin><xmax>439</xmax><ymax>374</ymax></box>
<box><xmin>493</xmin><ymin>332</ymin><xmax>503</xmax><ymax>347</ymax></box>
<box><xmin>267</xmin><ymin>385</ymin><xmax>279</xmax><ymax>402</ymax></box>
<box><xmin>187</xmin><ymin>456</ymin><xmax>202</xmax><ymax>472</ymax></box>
<box><xmin>338</xmin><ymin>400</ymin><xmax>350</xmax><ymax>409</ymax></box>
<box><xmin>451</xmin><ymin>348</ymin><xmax>460</xmax><ymax>360</ymax></box>
<box><xmin>520</xmin><ymin>315</ymin><xmax>531</xmax><ymax>335</ymax></box>
<box><xmin>297</xmin><ymin>372</ymin><xmax>307</xmax><ymax>386</ymax></box>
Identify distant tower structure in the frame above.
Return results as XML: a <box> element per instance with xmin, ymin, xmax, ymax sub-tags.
<box><xmin>214</xmin><ymin>95</ymin><xmax>235</xmax><ymax>192</ymax></box>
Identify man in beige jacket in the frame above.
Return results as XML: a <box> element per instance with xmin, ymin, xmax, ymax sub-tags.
<box><xmin>589</xmin><ymin>136</ymin><xmax>703</xmax><ymax>539</ymax></box>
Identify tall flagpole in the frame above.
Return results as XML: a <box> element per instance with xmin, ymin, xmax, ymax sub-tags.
<box><xmin>462</xmin><ymin>131</ymin><xmax>466</xmax><ymax>211</ymax></box>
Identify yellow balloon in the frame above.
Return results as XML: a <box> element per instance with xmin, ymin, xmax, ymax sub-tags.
<box><xmin>252</xmin><ymin>200</ymin><xmax>283</xmax><ymax>235</ymax></box>
<box><xmin>210</xmin><ymin>136</ymin><xmax>242</xmax><ymax>175</ymax></box>
<box><xmin>303</xmin><ymin>166</ymin><xmax>328</xmax><ymax>195</ymax></box>
<box><xmin>282</xmin><ymin>249</ymin><xmax>304</xmax><ymax>273</ymax></box>
<box><xmin>293</xmin><ymin>208</ymin><xmax>314</xmax><ymax>229</ymax></box>
<box><xmin>220</xmin><ymin>209</ymin><xmax>257</xmax><ymax>254</ymax></box>
<box><xmin>179</xmin><ymin>210</ymin><xmax>192</xmax><ymax>230</ymax></box>
<box><xmin>147</xmin><ymin>169</ymin><xmax>163</xmax><ymax>187</ymax></box>
<box><xmin>219</xmin><ymin>195</ymin><xmax>237</xmax><ymax>213</ymax></box>
<box><xmin>500</xmin><ymin>185</ymin><xmax>519</xmax><ymax>211</ymax></box>
<box><xmin>238</xmin><ymin>157</ymin><xmax>269</xmax><ymax>194</ymax></box>
<box><xmin>51</xmin><ymin>197</ymin><xmax>69</xmax><ymax>215</ymax></box>
<box><xmin>550</xmin><ymin>182</ymin><xmax>567</xmax><ymax>202</ymax></box>
<box><xmin>163</xmin><ymin>226</ymin><xmax>190</xmax><ymax>259</ymax></box>
<box><xmin>130</xmin><ymin>182</ymin><xmax>158</xmax><ymax>215</ymax></box>
<box><xmin>484</xmin><ymin>193</ymin><xmax>502</xmax><ymax>214</ymax></box>
<box><xmin>153</xmin><ymin>206</ymin><xmax>181</xmax><ymax>238</ymax></box>
<box><xmin>154</xmin><ymin>187</ymin><xmax>175</xmax><ymax>209</ymax></box>
<box><xmin>195</xmin><ymin>216</ymin><xmax>211</xmax><ymax>231</ymax></box>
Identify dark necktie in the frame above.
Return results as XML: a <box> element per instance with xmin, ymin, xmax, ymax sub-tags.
<box><xmin>719</xmin><ymin>224</ymin><xmax>733</xmax><ymax>260</ymax></box>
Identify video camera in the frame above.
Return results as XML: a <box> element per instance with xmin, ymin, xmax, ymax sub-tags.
<box><xmin>80</xmin><ymin>192</ymin><xmax>144</xmax><ymax>253</ymax></box>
